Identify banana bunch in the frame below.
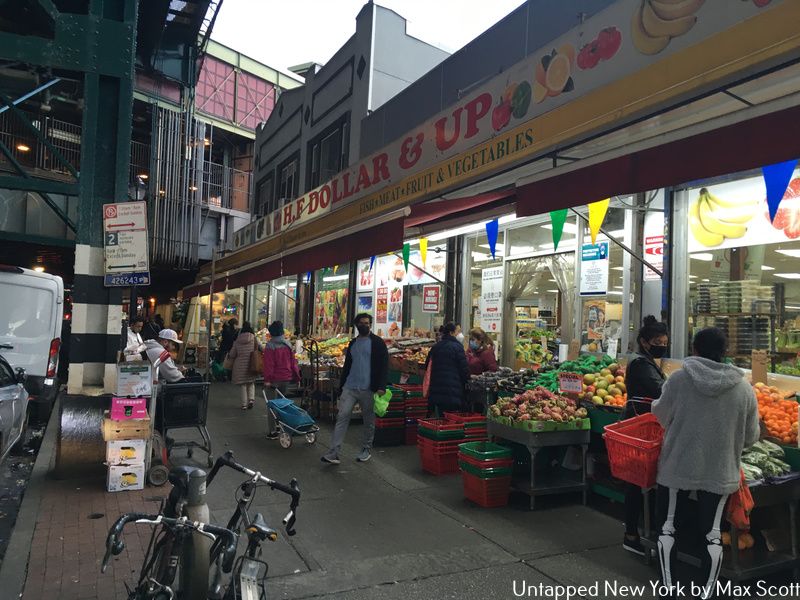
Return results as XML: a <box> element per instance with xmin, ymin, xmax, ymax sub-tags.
<box><xmin>690</xmin><ymin>188</ymin><xmax>757</xmax><ymax>247</ymax></box>
<box><xmin>631</xmin><ymin>0</ymin><xmax>704</xmax><ymax>55</ymax></box>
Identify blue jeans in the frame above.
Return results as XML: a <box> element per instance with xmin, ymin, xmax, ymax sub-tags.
<box><xmin>331</xmin><ymin>388</ymin><xmax>375</xmax><ymax>453</ymax></box>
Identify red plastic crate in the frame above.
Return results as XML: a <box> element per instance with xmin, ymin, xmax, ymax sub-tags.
<box><xmin>375</xmin><ymin>417</ymin><xmax>405</xmax><ymax>428</ymax></box>
<box><xmin>405</xmin><ymin>425</ymin><xmax>417</xmax><ymax>445</ymax></box>
<box><xmin>458</xmin><ymin>453</ymin><xmax>513</xmax><ymax>470</ymax></box>
<box><xmin>461</xmin><ymin>472</ymin><xmax>511</xmax><ymax>507</ymax></box>
<box><xmin>603</xmin><ymin>413</ymin><xmax>663</xmax><ymax>488</ymax></box>
<box><xmin>395</xmin><ymin>384</ymin><xmax>424</xmax><ymax>393</ymax></box>
<box><xmin>417</xmin><ymin>436</ymin><xmax>462</xmax><ymax>454</ymax></box>
<box><xmin>418</xmin><ymin>418</ymin><xmax>464</xmax><ymax>432</ymax></box>
<box><xmin>444</xmin><ymin>412</ymin><xmax>487</xmax><ymax>424</ymax></box>
<box><xmin>421</xmin><ymin>451</ymin><xmax>459</xmax><ymax>475</ymax></box>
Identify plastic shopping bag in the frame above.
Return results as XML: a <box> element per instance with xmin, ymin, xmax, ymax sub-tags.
<box><xmin>374</xmin><ymin>389</ymin><xmax>393</xmax><ymax>417</ymax></box>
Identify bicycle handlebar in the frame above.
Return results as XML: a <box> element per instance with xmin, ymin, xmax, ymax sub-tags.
<box><xmin>101</xmin><ymin>513</ymin><xmax>239</xmax><ymax>574</ymax></box>
<box><xmin>207</xmin><ymin>451</ymin><xmax>301</xmax><ymax>536</ymax></box>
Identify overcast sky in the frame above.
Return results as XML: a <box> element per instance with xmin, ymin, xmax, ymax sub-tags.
<box><xmin>211</xmin><ymin>0</ymin><xmax>525</xmax><ymax>79</ymax></box>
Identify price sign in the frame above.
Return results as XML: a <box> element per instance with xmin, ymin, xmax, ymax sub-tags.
<box><xmin>558</xmin><ymin>372</ymin><xmax>583</xmax><ymax>395</ymax></box>
<box><xmin>606</xmin><ymin>339</ymin><xmax>618</xmax><ymax>359</ymax></box>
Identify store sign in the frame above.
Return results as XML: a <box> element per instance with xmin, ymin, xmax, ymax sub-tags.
<box><xmin>480</xmin><ymin>267</ymin><xmax>503</xmax><ymax>333</ymax></box>
<box><xmin>422</xmin><ymin>285</ymin><xmax>440</xmax><ymax>313</ymax></box>
<box><xmin>580</xmin><ymin>242</ymin><xmax>609</xmax><ymax>296</ymax></box>
<box><xmin>376</xmin><ymin>287</ymin><xmax>388</xmax><ymax>323</ymax></box>
<box><xmin>103</xmin><ymin>202</ymin><xmax>150</xmax><ymax>287</ymax></box>
<box><xmin>558</xmin><ymin>372</ymin><xmax>583</xmax><ymax>395</ymax></box>
<box><xmin>687</xmin><ymin>171</ymin><xmax>800</xmax><ymax>253</ymax></box>
<box><xmin>643</xmin><ymin>235</ymin><xmax>664</xmax><ymax>281</ymax></box>
<box><xmin>357</xmin><ymin>259</ymin><xmax>374</xmax><ymax>292</ymax></box>
<box><xmin>232</xmin><ymin>1</ymin><xmax>784</xmax><ymax>255</ymax></box>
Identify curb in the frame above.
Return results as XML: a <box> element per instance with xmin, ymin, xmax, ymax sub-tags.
<box><xmin>0</xmin><ymin>397</ymin><xmax>60</xmax><ymax>599</ymax></box>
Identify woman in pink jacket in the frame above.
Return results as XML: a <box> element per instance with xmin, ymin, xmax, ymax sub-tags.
<box><xmin>262</xmin><ymin>321</ymin><xmax>301</xmax><ymax>438</ymax></box>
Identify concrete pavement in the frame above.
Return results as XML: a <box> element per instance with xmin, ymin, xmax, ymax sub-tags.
<box><xmin>11</xmin><ymin>382</ymin><xmax>662</xmax><ymax>599</ymax></box>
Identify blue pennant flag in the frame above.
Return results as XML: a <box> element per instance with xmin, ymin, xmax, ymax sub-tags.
<box><xmin>485</xmin><ymin>218</ymin><xmax>499</xmax><ymax>259</ymax></box>
<box><xmin>763</xmin><ymin>159</ymin><xmax>798</xmax><ymax>222</ymax></box>
<box><xmin>306</xmin><ymin>271</ymin><xmax>312</xmax><ymax>283</ymax></box>
<box><xmin>369</xmin><ymin>255</ymin><xmax>375</xmax><ymax>271</ymax></box>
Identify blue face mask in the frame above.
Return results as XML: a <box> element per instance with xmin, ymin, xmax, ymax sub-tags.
<box><xmin>469</xmin><ymin>340</ymin><xmax>480</xmax><ymax>351</ymax></box>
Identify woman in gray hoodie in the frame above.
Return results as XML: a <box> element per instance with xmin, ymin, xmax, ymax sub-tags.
<box><xmin>651</xmin><ymin>327</ymin><xmax>760</xmax><ymax>599</ymax></box>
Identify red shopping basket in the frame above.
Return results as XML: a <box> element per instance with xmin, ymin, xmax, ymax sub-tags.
<box><xmin>603</xmin><ymin>413</ymin><xmax>664</xmax><ymax>488</ymax></box>
<box><xmin>461</xmin><ymin>472</ymin><xmax>512</xmax><ymax>507</ymax></box>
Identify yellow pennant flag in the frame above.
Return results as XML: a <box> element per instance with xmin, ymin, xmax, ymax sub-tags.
<box><xmin>588</xmin><ymin>198</ymin><xmax>610</xmax><ymax>245</ymax></box>
<box><xmin>333</xmin><ymin>265</ymin><xmax>339</xmax><ymax>274</ymax></box>
<box><xmin>419</xmin><ymin>238</ymin><xmax>428</xmax><ymax>267</ymax></box>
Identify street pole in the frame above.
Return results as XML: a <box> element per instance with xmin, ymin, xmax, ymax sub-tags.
<box><xmin>207</xmin><ymin>248</ymin><xmax>216</xmax><ymax>375</ymax></box>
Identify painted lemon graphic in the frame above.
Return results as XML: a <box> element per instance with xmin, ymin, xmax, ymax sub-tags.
<box><xmin>545</xmin><ymin>55</ymin><xmax>571</xmax><ymax>94</ymax></box>
<box><xmin>534</xmin><ymin>47</ymin><xmax>576</xmax><ymax>103</ymax></box>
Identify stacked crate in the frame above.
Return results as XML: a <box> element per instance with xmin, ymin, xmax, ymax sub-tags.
<box><xmin>444</xmin><ymin>412</ymin><xmax>488</xmax><ymax>442</ymax></box>
<box><xmin>417</xmin><ymin>419</ymin><xmax>465</xmax><ymax>475</ymax></box>
<box><xmin>458</xmin><ymin>441</ymin><xmax>513</xmax><ymax>507</ymax></box>
<box><xmin>374</xmin><ymin>387</ymin><xmax>406</xmax><ymax>446</ymax></box>
<box><xmin>398</xmin><ymin>384</ymin><xmax>428</xmax><ymax>445</ymax></box>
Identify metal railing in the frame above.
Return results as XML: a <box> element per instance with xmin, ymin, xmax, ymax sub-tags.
<box><xmin>194</xmin><ymin>160</ymin><xmax>251</xmax><ymax>211</ymax></box>
<box><xmin>0</xmin><ymin>109</ymin><xmax>81</xmax><ymax>177</ymax></box>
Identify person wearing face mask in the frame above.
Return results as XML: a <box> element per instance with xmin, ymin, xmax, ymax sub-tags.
<box><xmin>621</xmin><ymin>315</ymin><xmax>669</xmax><ymax>557</ymax></box>
<box><xmin>466</xmin><ymin>327</ymin><xmax>499</xmax><ymax>375</ymax></box>
<box><xmin>322</xmin><ymin>313</ymin><xmax>388</xmax><ymax>465</ymax></box>
<box><xmin>454</xmin><ymin>324</ymin><xmax>465</xmax><ymax>344</ymax></box>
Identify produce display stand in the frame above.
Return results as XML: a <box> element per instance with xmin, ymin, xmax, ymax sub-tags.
<box><xmin>487</xmin><ymin>419</ymin><xmax>589</xmax><ymax>510</ymax></box>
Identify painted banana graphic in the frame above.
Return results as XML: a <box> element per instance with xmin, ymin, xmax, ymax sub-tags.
<box><xmin>702</xmin><ymin>190</ymin><xmax>756</xmax><ymax>224</ymax></box>
<box><xmin>698</xmin><ymin>196</ymin><xmax>747</xmax><ymax>238</ymax></box>
<box><xmin>631</xmin><ymin>2</ymin><xmax>670</xmax><ymax>55</ymax></box>
<box><xmin>689</xmin><ymin>199</ymin><xmax>724</xmax><ymax>247</ymax></box>
<box><xmin>631</xmin><ymin>0</ymin><xmax>702</xmax><ymax>56</ymax></box>
<box><xmin>650</xmin><ymin>0</ymin><xmax>705</xmax><ymax>21</ymax></box>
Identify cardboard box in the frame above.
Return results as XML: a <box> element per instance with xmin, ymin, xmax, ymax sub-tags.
<box><xmin>116</xmin><ymin>363</ymin><xmax>153</xmax><ymax>397</ymax></box>
<box><xmin>106</xmin><ymin>439</ymin><xmax>147</xmax><ymax>465</ymax></box>
<box><xmin>106</xmin><ymin>463</ymin><xmax>145</xmax><ymax>492</ymax></box>
<box><xmin>102</xmin><ymin>415</ymin><xmax>151</xmax><ymax>441</ymax></box>
<box><xmin>110</xmin><ymin>396</ymin><xmax>148</xmax><ymax>420</ymax></box>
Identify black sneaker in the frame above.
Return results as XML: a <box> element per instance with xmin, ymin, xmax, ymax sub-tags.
<box><xmin>623</xmin><ymin>536</ymin><xmax>646</xmax><ymax>557</ymax></box>
<box><xmin>266</xmin><ymin>431</ymin><xmax>279</xmax><ymax>440</ymax></box>
<box><xmin>321</xmin><ymin>452</ymin><xmax>340</xmax><ymax>465</ymax></box>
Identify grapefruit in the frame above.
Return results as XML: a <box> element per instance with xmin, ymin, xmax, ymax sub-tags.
<box><xmin>545</xmin><ymin>54</ymin><xmax>571</xmax><ymax>93</ymax></box>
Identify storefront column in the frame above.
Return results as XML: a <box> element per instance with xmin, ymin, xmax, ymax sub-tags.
<box><xmin>669</xmin><ymin>189</ymin><xmax>691</xmax><ymax>359</ymax></box>
<box><xmin>445</xmin><ymin>236</ymin><xmax>462</xmax><ymax>323</ymax></box>
<box><xmin>621</xmin><ymin>207</ymin><xmax>635</xmax><ymax>354</ymax></box>
<box><xmin>572</xmin><ymin>220</ymin><xmax>584</xmax><ymax>348</ymax></box>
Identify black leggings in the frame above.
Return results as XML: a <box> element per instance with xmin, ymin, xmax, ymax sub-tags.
<box><xmin>625</xmin><ymin>484</ymin><xmax>656</xmax><ymax>537</ymax></box>
<box><xmin>656</xmin><ymin>485</ymin><xmax>729</xmax><ymax>598</ymax></box>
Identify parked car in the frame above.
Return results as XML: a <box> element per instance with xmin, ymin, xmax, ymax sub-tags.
<box><xmin>0</xmin><ymin>266</ymin><xmax>64</xmax><ymax>420</ymax></box>
<box><xmin>0</xmin><ymin>353</ymin><xmax>29</xmax><ymax>462</ymax></box>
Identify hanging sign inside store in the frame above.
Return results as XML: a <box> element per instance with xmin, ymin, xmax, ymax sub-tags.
<box><xmin>357</xmin><ymin>259</ymin><xmax>374</xmax><ymax>292</ymax></box>
<box><xmin>376</xmin><ymin>287</ymin><xmax>388</xmax><ymax>324</ymax></box>
<box><xmin>422</xmin><ymin>285</ymin><xmax>441</xmax><ymax>313</ymax></box>
<box><xmin>606</xmin><ymin>338</ymin><xmax>618</xmax><ymax>359</ymax></box>
<box><xmin>643</xmin><ymin>235</ymin><xmax>664</xmax><ymax>282</ymax></box>
<box><xmin>480</xmin><ymin>267</ymin><xmax>503</xmax><ymax>333</ymax></box>
<box><xmin>103</xmin><ymin>202</ymin><xmax>150</xmax><ymax>287</ymax></box>
<box><xmin>558</xmin><ymin>372</ymin><xmax>583</xmax><ymax>395</ymax></box>
<box><xmin>579</xmin><ymin>242</ymin><xmax>609</xmax><ymax>296</ymax></box>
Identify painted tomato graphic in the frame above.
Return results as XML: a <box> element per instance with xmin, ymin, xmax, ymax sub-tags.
<box><xmin>767</xmin><ymin>177</ymin><xmax>800</xmax><ymax>239</ymax></box>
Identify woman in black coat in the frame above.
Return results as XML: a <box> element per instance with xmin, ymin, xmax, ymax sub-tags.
<box><xmin>425</xmin><ymin>322</ymin><xmax>469</xmax><ymax>416</ymax></box>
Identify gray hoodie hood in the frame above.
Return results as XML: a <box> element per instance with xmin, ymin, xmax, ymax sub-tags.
<box><xmin>682</xmin><ymin>356</ymin><xmax>744</xmax><ymax>396</ymax></box>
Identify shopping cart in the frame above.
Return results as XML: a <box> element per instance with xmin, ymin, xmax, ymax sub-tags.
<box><xmin>156</xmin><ymin>380</ymin><xmax>213</xmax><ymax>466</ymax></box>
<box><xmin>263</xmin><ymin>387</ymin><xmax>319</xmax><ymax>449</ymax></box>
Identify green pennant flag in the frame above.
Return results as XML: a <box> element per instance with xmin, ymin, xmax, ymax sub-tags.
<box><xmin>550</xmin><ymin>209</ymin><xmax>568</xmax><ymax>251</ymax></box>
<box><xmin>402</xmin><ymin>243</ymin><xmax>410</xmax><ymax>272</ymax></box>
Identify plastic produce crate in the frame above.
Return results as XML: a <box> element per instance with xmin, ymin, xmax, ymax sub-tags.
<box><xmin>461</xmin><ymin>471</ymin><xmax>512</xmax><ymax>507</ymax></box>
<box><xmin>458</xmin><ymin>452</ymin><xmax>513</xmax><ymax>471</ymax></box>
<box><xmin>458</xmin><ymin>441</ymin><xmax>513</xmax><ymax>461</ymax></box>
<box><xmin>603</xmin><ymin>413</ymin><xmax>663</xmax><ymax>488</ymax></box>
<box><xmin>458</xmin><ymin>460</ymin><xmax>513</xmax><ymax>478</ymax></box>
<box><xmin>419</xmin><ymin>448</ymin><xmax>459</xmax><ymax>475</ymax></box>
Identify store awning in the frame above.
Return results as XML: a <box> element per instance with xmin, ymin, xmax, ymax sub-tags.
<box><xmin>405</xmin><ymin>190</ymin><xmax>514</xmax><ymax>228</ymax></box>
<box><xmin>515</xmin><ymin>104</ymin><xmax>800</xmax><ymax>215</ymax></box>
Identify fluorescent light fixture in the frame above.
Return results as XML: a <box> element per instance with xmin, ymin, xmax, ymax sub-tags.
<box><xmin>546</xmin><ymin>289</ymin><xmax>560</xmax><ymax>293</ymax></box>
<box><xmin>785</xmin><ymin>305</ymin><xmax>800</xmax><ymax>310</ymax></box>
<box><xmin>607</xmin><ymin>291</ymin><xmax>623</xmax><ymax>296</ymax></box>
<box><xmin>323</xmin><ymin>275</ymin><xmax>349</xmax><ymax>282</ymax></box>
<box><xmin>138</xmin><ymin>173</ymin><xmax>149</xmax><ymax>180</ymax></box>
<box><xmin>275</xmin><ymin>285</ymin><xmax>286</xmax><ymax>290</ymax></box>
<box><xmin>761</xmin><ymin>265</ymin><xmax>775</xmax><ymax>271</ymax></box>
<box><xmin>776</xmin><ymin>249</ymin><xmax>800</xmax><ymax>258</ymax></box>
<box><xmin>427</xmin><ymin>214</ymin><xmax>515</xmax><ymax>241</ymax></box>
<box><xmin>614</xmin><ymin>285</ymin><xmax>624</xmax><ymax>289</ymax></box>
<box><xmin>541</xmin><ymin>222</ymin><xmax>578</xmax><ymax>233</ymax></box>
<box><xmin>702</xmin><ymin>278</ymin><xmax>710</xmax><ymax>282</ymax></box>
<box><xmin>774</xmin><ymin>273</ymin><xmax>800</xmax><ymax>279</ymax></box>
<box><xmin>689</xmin><ymin>275</ymin><xmax>698</xmax><ymax>279</ymax></box>
<box><xmin>690</xmin><ymin>253</ymin><xmax>714</xmax><ymax>261</ymax></box>
<box><xmin>189</xmin><ymin>186</ymin><xmax>198</xmax><ymax>191</ymax></box>
<box><xmin>611</xmin><ymin>266</ymin><xmax>625</xmax><ymax>271</ymax></box>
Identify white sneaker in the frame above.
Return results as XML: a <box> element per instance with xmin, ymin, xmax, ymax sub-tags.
<box><xmin>355</xmin><ymin>448</ymin><xmax>371</xmax><ymax>462</ymax></box>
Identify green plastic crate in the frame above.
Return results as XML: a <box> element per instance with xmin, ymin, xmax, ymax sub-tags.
<box><xmin>458</xmin><ymin>460</ymin><xmax>512</xmax><ymax>478</ymax></box>
<box><xmin>418</xmin><ymin>427</ymin><xmax>465</xmax><ymax>441</ymax></box>
<box><xmin>781</xmin><ymin>445</ymin><xmax>800</xmax><ymax>471</ymax></box>
<box><xmin>458</xmin><ymin>441</ymin><xmax>512</xmax><ymax>461</ymax></box>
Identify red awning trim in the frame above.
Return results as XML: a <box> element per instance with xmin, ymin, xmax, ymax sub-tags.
<box><xmin>516</xmin><ymin>105</ymin><xmax>800</xmax><ymax>216</ymax></box>
<box><xmin>405</xmin><ymin>190</ymin><xmax>514</xmax><ymax>228</ymax></box>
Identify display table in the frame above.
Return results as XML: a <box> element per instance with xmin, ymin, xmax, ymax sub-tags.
<box><xmin>487</xmin><ymin>420</ymin><xmax>590</xmax><ymax>510</ymax></box>
<box><xmin>641</xmin><ymin>479</ymin><xmax>800</xmax><ymax>581</ymax></box>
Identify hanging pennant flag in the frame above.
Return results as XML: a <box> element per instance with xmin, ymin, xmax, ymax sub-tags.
<box><xmin>549</xmin><ymin>209</ymin><xmax>568</xmax><ymax>251</ymax></box>
<box><xmin>402</xmin><ymin>243</ymin><xmax>410</xmax><ymax>272</ymax></box>
<box><xmin>588</xmin><ymin>198</ymin><xmax>610</xmax><ymax>245</ymax></box>
<box><xmin>306</xmin><ymin>271</ymin><xmax>312</xmax><ymax>283</ymax></box>
<box><xmin>419</xmin><ymin>238</ymin><xmax>428</xmax><ymax>267</ymax></box>
<box><xmin>369</xmin><ymin>256</ymin><xmax>375</xmax><ymax>271</ymax></box>
<box><xmin>485</xmin><ymin>218</ymin><xmax>499</xmax><ymax>259</ymax></box>
<box><xmin>763</xmin><ymin>159</ymin><xmax>798</xmax><ymax>222</ymax></box>
<box><xmin>333</xmin><ymin>265</ymin><xmax>339</xmax><ymax>274</ymax></box>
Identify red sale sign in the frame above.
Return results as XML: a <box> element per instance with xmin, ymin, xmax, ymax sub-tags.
<box><xmin>422</xmin><ymin>285</ymin><xmax>440</xmax><ymax>313</ymax></box>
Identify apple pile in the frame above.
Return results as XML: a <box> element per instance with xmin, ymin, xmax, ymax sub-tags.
<box><xmin>490</xmin><ymin>386</ymin><xmax>588</xmax><ymax>423</ymax></box>
<box><xmin>580</xmin><ymin>363</ymin><xmax>627</xmax><ymax>408</ymax></box>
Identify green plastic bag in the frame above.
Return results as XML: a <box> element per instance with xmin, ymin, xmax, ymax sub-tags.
<box><xmin>374</xmin><ymin>389</ymin><xmax>392</xmax><ymax>417</ymax></box>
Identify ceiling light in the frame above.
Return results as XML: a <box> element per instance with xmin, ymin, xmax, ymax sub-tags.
<box><xmin>691</xmin><ymin>253</ymin><xmax>714</xmax><ymax>261</ymax></box>
<box><xmin>32</xmin><ymin>265</ymin><xmax>45</xmax><ymax>273</ymax></box>
<box><xmin>689</xmin><ymin>275</ymin><xmax>698</xmax><ymax>279</ymax></box>
<box><xmin>138</xmin><ymin>173</ymin><xmax>149</xmax><ymax>180</ymax></box>
<box><xmin>611</xmin><ymin>266</ymin><xmax>625</xmax><ymax>271</ymax></box>
<box><xmin>785</xmin><ymin>305</ymin><xmax>800</xmax><ymax>310</ymax></box>
<box><xmin>203</xmin><ymin>138</ymin><xmax>210</xmax><ymax>146</ymax></box>
<box><xmin>774</xmin><ymin>273</ymin><xmax>800</xmax><ymax>279</ymax></box>
<box><xmin>761</xmin><ymin>265</ymin><xmax>775</xmax><ymax>271</ymax></box>
<box><xmin>189</xmin><ymin>186</ymin><xmax>198</xmax><ymax>191</ymax></box>
<box><xmin>322</xmin><ymin>274</ymin><xmax>349</xmax><ymax>282</ymax></box>
<box><xmin>776</xmin><ymin>249</ymin><xmax>800</xmax><ymax>258</ymax></box>
<box><xmin>16</xmin><ymin>143</ymin><xmax>30</xmax><ymax>152</ymax></box>
<box><xmin>546</xmin><ymin>289</ymin><xmax>560</xmax><ymax>293</ymax></box>
<box><xmin>427</xmin><ymin>214</ymin><xmax>516</xmax><ymax>242</ymax></box>
<box><xmin>702</xmin><ymin>278</ymin><xmax>710</xmax><ymax>282</ymax></box>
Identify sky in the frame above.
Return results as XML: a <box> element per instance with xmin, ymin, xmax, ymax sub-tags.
<box><xmin>211</xmin><ymin>0</ymin><xmax>525</xmax><ymax>79</ymax></box>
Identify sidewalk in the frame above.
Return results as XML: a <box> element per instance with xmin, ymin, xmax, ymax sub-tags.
<box><xmin>11</xmin><ymin>383</ymin><xmax>658</xmax><ymax>599</ymax></box>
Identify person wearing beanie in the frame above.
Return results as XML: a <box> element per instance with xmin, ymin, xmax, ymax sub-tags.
<box><xmin>262</xmin><ymin>321</ymin><xmax>301</xmax><ymax>437</ymax></box>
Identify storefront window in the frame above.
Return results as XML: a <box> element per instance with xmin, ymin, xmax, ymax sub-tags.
<box><xmin>684</xmin><ymin>170</ymin><xmax>800</xmax><ymax>371</ymax></box>
<box><xmin>270</xmin><ymin>276</ymin><xmax>297</xmax><ymax>337</ymax></box>
<box><xmin>248</xmin><ymin>283</ymin><xmax>271</xmax><ymax>332</ymax></box>
<box><xmin>467</xmin><ymin>230</ymin><xmax>505</xmax><ymax>352</ymax></box>
<box><xmin>404</xmin><ymin>240</ymin><xmax>447</xmax><ymax>335</ymax></box>
<box><xmin>314</xmin><ymin>265</ymin><xmax>350</xmax><ymax>338</ymax></box>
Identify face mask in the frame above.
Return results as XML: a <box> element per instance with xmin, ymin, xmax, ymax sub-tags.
<box><xmin>356</xmin><ymin>324</ymin><xmax>370</xmax><ymax>336</ymax></box>
<box><xmin>469</xmin><ymin>340</ymin><xmax>480</xmax><ymax>351</ymax></box>
<box><xmin>649</xmin><ymin>345</ymin><xmax>667</xmax><ymax>359</ymax></box>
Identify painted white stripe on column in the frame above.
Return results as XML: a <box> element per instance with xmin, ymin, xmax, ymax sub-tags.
<box><xmin>107</xmin><ymin>304</ymin><xmax>123</xmax><ymax>336</ymax></box>
<box><xmin>74</xmin><ymin>243</ymin><xmax>104</xmax><ymax>277</ymax></box>
<box><xmin>104</xmin><ymin>362</ymin><xmax>118</xmax><ymax>394</ymax></box>
<box><xmin>67</xmin><ymin>362</ymin><xmax>83</xmax><ymax>395</ymax></box>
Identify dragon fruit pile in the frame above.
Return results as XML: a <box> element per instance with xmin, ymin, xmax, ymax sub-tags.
<box><xmin>490</xmin><ymin>386</ymin><xmax>587</xmax><ymax>423</ymax></box>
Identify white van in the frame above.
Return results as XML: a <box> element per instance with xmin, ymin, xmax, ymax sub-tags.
<box><xmin>0</xmin><ymin>266</ymin><xmax>64</xmax><ymax>416</ymax></box>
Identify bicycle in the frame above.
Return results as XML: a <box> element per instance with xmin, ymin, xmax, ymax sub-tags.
<box><xmin>205</xmin><ymin>451</ymin><xmax>301</xmax><ymax>599</ymax></box>
<box><xmin>101</xmin><ymin>513</ymin><xmax>239</xmax><ymax>600</ymax></box>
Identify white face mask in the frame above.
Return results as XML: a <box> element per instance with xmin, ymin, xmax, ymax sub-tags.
<box><xmin>455</xmin><ymin>332</ymin><xmax>465</xmax><ymax>343</ymax></box>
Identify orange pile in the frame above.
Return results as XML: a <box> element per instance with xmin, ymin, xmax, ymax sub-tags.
<box><xmin>605</xmin><ymin>395</ymin><xmax>626</xmax><ymax>408</ymax></box>
<box><xmin>754</xmin><ymin>383</ymin><xmax>798</xmax><ymax>446</ymax></box>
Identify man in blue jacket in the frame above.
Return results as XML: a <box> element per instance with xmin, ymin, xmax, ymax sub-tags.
<box><xmin>322</xmin><ymin>313</ymin><xmax>388</xmax><ymax>464</ymax></box>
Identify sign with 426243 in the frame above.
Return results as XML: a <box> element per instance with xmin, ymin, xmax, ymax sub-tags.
<box><xmin>103</xmin><ymin>202</ymin><xmax>150</xmax><ymax>287</ymax></box>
